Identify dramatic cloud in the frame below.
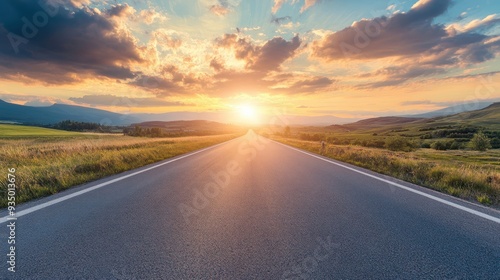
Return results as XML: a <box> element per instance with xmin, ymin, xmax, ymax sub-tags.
<box><xmin>107</xmin><ymin>4</ymin><xmax>136</xmax><ymax>18</ymax></box>
<box><xmin>1</xmin><ymin>0</ymin><xmax>497</xmax><ymax>103</ymax></box>
<box><xmin>250</xmin><ymin>36</ymin><xmax>301</xmax><ymax>71</ymax></box>
<box><xmin>311</xmin><ymin>0</ymin><xmax>500</xmax><ymax>88</ymax></box>
<box><xmin>0</xmin><ymin>0</ymin><xmax>145</xmax><ymax>84</ymax></box>
<box><xmin>217</xmin><ymin>34</ymin><xmax>301</xmax><ymax>72</ymax></box>
<box><xmin>130</xmin><ymin>63</ymin><xmax>205</xmax><ymax>95</ymax></box>
<box><xmin>69</xmin><ymin>95</ymin><xmax>191</xmax><ymax>107</ymax></box>
<box><xmin>312</xmin><ymin>0</ymin><xmax>454</xmax><ymax>60</ymax></box>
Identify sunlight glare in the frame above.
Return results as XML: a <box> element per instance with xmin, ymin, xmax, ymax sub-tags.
<box><xmin>237</xmin><ymin>104</ymin><xmax>260</xmax><ymax>125</ymax></box>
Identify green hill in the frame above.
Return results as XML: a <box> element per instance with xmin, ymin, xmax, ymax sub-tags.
<box><xmin>423</xmin><ymin>103</ymin><xmax>500</xmax><ymax>128</ymax></box>
<box><xmin>327</xmin><ymin>103</ymin><xmax>500</xmax><ymax>133</ymax></box>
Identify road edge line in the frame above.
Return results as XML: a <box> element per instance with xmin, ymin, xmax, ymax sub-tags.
<box><xmin>0</xmin><ymin>136</ymin><xmax>240</xmax><ymax>224</ymax></box>
<box><xmin>273</xmin><ymin>140</ymin><xmax>500</xmax><ymax>225</ymax></box>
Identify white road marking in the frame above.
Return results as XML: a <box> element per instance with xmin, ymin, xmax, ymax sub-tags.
<box><xmin>274</xmin><ymin>141</ymin><xmax>500</xmax><ymax>225</ymax></box>
<box><xmin>0</xmin><ymin>139</ymin><xmax>237</xmax><ymax>224</ymax></box>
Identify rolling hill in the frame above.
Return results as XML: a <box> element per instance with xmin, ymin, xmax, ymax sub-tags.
<box><xmin>328</xmin><ymin>117</ymin><xmax>423</xmax><ymax>132</ymax></box>
<box><xmin>424</xmin><ymin>103</ymin><xmax>500</xmax><ymax>128</ymax></box>
<box><xmin>327</xmin><ymin>103</ymin><xmax>500</xmax><ymax>133</ymax></box>
<box><xmin>402</xmin><ymin>101</ymin><xmax>494</xmax><ymax>118</ymax></box>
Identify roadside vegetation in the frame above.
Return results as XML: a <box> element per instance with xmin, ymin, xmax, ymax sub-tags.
<box><xmin>0</xmin><ymin>124</ymin><xmax>242</xmax><ymax>207</ymax></box>
<box><xmin>265</xmin><ymin>126</ymin><xmax>500</xmax><ymax>208</ymax></box>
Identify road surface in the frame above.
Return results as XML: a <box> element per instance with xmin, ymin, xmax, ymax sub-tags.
<box><xmin>1</xmin><ymin>131</ymin><xmax>499</xmax><ymax>279</ymax></box>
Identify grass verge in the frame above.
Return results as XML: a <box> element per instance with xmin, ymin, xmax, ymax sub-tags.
<box><xmin>0</xmin><ymin>133</ymin><xmax>241</xmax><ymax>207</ymax></box>
<box><xmin>270</xmin><ymin>136</ymin><xmax>500</xmax><ymax>208</ymax></box>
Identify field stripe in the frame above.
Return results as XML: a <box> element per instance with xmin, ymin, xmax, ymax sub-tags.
<box><xmin>273</xmin><ymin>141</ymin><xmax>500</xmax><ymax>225</ymax></box>
<box><xmin>0</xmin><ymin>138</ymin><xmax>237</xmax><ymax>224</ymax></box>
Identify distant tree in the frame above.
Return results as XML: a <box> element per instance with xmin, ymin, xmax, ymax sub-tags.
<box><xmin>469</xmin><ymin>131</ymin><xmax>491</xmax><ymax>151</ymax></box>
<box><xmin>150</xmin><ymin>127</ymin><xmax>162</xmax><ymax>137</ymax></box>
<box><xmin>385</xmin><ymin>137</ymin><xmax>418</xmax><ymax>152</ymax></box>
<box><xmin>431</xmin><ymin>141</ymin><xmax>450</xmax><ymax>151</ymax></box>
<box><xmin>132</xmin><ymin>126</ymin><xmax>143</xmax><ymax>136</ymax></box>
<box><xmin>52</xmin><ymin>120</ymin><xmax>105</xmax><ymax>132</ymax></box>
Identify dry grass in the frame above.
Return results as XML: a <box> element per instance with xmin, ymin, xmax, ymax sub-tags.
<box><xmin>0</xmin><ymin>134</ymin><xmax>241</xmax><ymax>207</ymax></box>
<box><xmin>272</xmin><ymin>136</ymin><xmax>500</xmax><ymax>207</ymax></box>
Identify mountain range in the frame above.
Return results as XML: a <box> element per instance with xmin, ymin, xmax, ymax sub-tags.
<box><xmin>0</xmin><ymin>99</ymin><xmax>497</xmax><ymax>127</ymax></box>
<box><xmin>0</xmin><ymin>99</ymin><xmax>140</xmax><ymax>126</ymax></box>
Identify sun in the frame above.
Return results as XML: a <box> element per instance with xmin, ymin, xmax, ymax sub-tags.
<box><xmin>237</xmin><ymin>104</ymin><xmax>260</xmax><ymax>125</ymax></box>
<box><xmin>240</xmin><ymin>104</ymin><xmax>256</xmax><ymax>119</ymax></box>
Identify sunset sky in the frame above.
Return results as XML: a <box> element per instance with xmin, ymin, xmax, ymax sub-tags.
<box><xmin>0</xmin><ymin>0</ymin><xmax>499</xmax><ymax>122</ymax></box>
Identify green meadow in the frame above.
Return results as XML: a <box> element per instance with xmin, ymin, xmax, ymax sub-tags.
<box><xmin>0</xmin><ymin>124</ymin><xmax>242</xmax><ymax>207</ymax></box>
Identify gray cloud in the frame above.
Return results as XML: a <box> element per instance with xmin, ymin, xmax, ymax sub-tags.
<box><xmin>312</xmin><ymin>0</ymin><xmax>453</xmax><ymax>60</ymax></box>
<box><xmin>312</xmin><ymin>0</ymin><xmax>499</xmax><ymax>66</ymax></box>
<box><xmin>0</xmin><ymin>0</ymin><xmax>144</xmax><ymax>84</ymax></box>
<box><xmin>311</xmin><ymin>0</ymin><xmax>500</xmax><ymax>88</ymax></box>
<box><xmin>217</xmin><ymin>33</ymin><xmax>301</xmax><ymax>72</ymax></box>
<box><xmin>271</xmin><ymin>16</ymin><xmax>291</xmax><ymax>25</ymax></box>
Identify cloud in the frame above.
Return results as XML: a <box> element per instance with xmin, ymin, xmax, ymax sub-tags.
<box><xmin>210</xmin><ymin>58</ymin><xmax>225</xmax><ymax>72</ymax></box>
<box><xmin>272</xmin><ymin>0</ymin><xmax>321</xmax><ymax>14</ymax></box>
<box><xmin>209</xmin><ymin>0</ymin><xmax>240</xmax><ymax>16</ymax></box>
<box><xmin>107</xmin><ymin>4</ymin><xmax>136</xmax><ymax>18</ymax></box>
<box><xmin>210</xmin><ymin>5</ymin><xmax>230</xmax><ymax>16</ymax></box>
<box><xmin>0</xmin><ymin>0</ymin><xmax>145</xmax><ymax>84</ymax></box>
<box><xmin>24</xmin><ymin>99</ymin><xmax>54</xmax><ymax>106</ymax></box>
<box><xmin>152</xmin><ymin>29</ymin><xmax>183</xmax><ymax>49</ymax></box>
<box><xmin>251</xmin><ymin>36</ymin><xmax>301</xmax><ymax>71</ymax></box>
<box><xmin>300</xmin><ymin>0</ymin><xmax>320</xmax><ymax>13</ymax></box>
<box><xmin>130</xmin><ymin>63</ymin><xmax>205</xmax><ymax>95</ymax></box>
<box><xmin>280</xmin><ymin>76</ymin><xmax>334</xmax><ymax>94</ymax></box>
<box><xmin>312</xmin><ymin>0</ymin><xmax>454</xmax><ymax>61</ymax></box>
<box><xmin>217</xmin><ymin>33</ymin><xmax>301</xmax><ymax>72</ymax></box>
<box><xmin>269</xmin><ymin>73</ymin><xmax>334</xmax><ymax>94</ymax></box>
<box><xmin>311</xmin><ymin>0</ymin><xmax>500</xmax><ymax>88</ymax></box>
<box><xmin>272</xmin><ymin>0</ymin><xmax>286</xmax><ymax>14</ymax></box>
<box><xmin>0</xmin><ymin>93</ymin><xmax>70</xmax><ymax>106</ymax></box>
<box><xmin>69</xmin><ymin>95</ymin><xmax>191</xmax><ymax>107</ymax></box>
<box><xmin>138</xmin><ymin>9</ymin><xmax>168</xmax><ymax>25</ymax></box>
<box><xmin>357</xmin><ymin>65</ymin><xmax>446</xmax><ymax>88</ymax></box>
<box><xmin>447</xmin><ymin>14</ymin><xmax>500</xmax><ymax>34</ymax></box>
<box><xmin>271</xmin><ymin>16</ymin><xmax>291</xmax><ymax>25</ymax></box>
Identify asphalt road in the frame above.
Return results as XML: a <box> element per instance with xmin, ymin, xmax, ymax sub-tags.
<box><xmin>1</xmin><ymin>131</ymin><xmax>500</xmax><ymax>279</ymax></box>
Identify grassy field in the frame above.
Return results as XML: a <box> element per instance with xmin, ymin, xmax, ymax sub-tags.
<box><xmin>269</xmin><ymin>135</ymin><xmax>500</xmax><ymax>208</ymax></box>
<box><xmin>0</xmin><ymin>125</ymin><xmax>242</xmax><ymax>207</ymax></box>
<box><xmin>0</xmin><ymin>124</ymin><xmax>82</xmax><ymax>137</ymax></box>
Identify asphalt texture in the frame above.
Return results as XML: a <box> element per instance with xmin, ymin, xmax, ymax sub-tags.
<box><xmin>1</xmin><ymin>131</ymin><xmax>499</xmax><ymax>279</ymax></box>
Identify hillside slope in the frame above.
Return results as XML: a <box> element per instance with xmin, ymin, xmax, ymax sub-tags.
<box><xmin>327</xmin><ymin>103</ymin><xmax>500</xmax><ymax>133</ymax></box>
<box><xmin>0</xmin><ymin>99</ymin><xmax>140</xmax><ymax>125</ymax></box>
